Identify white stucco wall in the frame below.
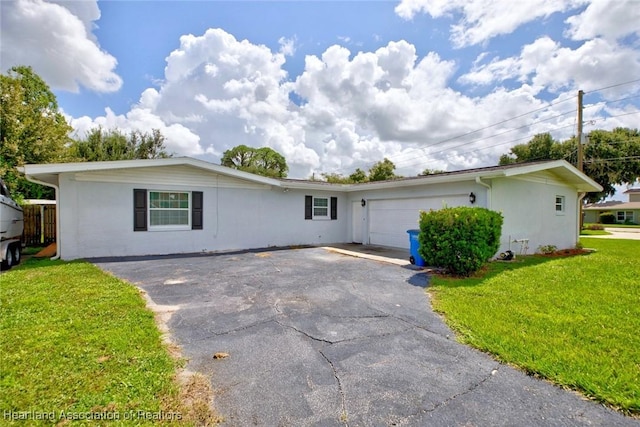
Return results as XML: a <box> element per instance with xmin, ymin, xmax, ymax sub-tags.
<box><xmin>349</xmin><ymin>181</ymin><xmax>487</xmax><ymax>249</ymax></box>
<box><xmin>490</xmin><ymin>173</ymin><xmax>579</xmax><ymax>254</ymax></box>
<box><xmin>58</xmin><ymin>168</ymin><xmax>347</xmax><ymax>259</ymax></box>
<box><xmin>56</xmin><ymin>164</ymin><xmax>583</xmax><ymax>260</ymax></box>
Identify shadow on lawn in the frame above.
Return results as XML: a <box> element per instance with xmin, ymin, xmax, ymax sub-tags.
<box><xmin>408</xmin><ymin>252</ymin><xmax>594</xmax><ymax>289</ymax></box>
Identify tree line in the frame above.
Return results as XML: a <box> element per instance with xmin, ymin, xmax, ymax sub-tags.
<box><xmin>2</xmin><ymin>65</ymin><xmax>638</xmax><ymax>202</ymax></box>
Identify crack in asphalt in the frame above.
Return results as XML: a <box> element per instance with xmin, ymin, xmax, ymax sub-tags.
<box><xmin>188</xmin><ymin>317</ymin><xmax>278</xmax><ymax>342</ymax></box>
<box><xmin>319</xmin><ymin>349</ymin><xmax>349</xmax><ymax>427</ymax></box>
<box><xmin>274</xmin><ymin>319</ymin><xmax>335</xmax><ymax>345</ymax></box>
<box><xmin>402</xmin><ymin>366</ymin><xmax>500</xmax><ymax>423</ymax></box>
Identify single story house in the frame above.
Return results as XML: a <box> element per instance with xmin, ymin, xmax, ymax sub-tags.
<box><xmin>583</xmin><ymin>188</ymin><xmax>640</xmax><ymax>224</ymax></box>
<box><xmin>20</xmin><ymin>157</ymin><xmax>602</xmax><ymax>260</ymax></box>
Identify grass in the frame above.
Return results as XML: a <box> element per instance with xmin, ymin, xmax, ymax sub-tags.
<box><xmin>0</xmin><ymin>258</ymin><xmax>220</xmax><ymax>425</ymax></box>
<box><xmin>580</xmin><ymin>229</ymin><xmax>611</xmax><ymax>235</ymax></box>
<box><xmin>428</xmin><ymin>238</ymin><xmax>640</xmax><ymax>415</ymax></box>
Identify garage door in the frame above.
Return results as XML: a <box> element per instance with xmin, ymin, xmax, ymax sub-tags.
<box><xmin>368</xmin><ymin>195</ymin><xmax>469</xmax><ymax>248</ymax></box>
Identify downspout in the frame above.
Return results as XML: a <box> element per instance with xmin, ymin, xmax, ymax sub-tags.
<box><xmin>476</xmin><ymin>177</ymin><xmax>492</xmax><ymax>209</ymax></box>
<box><xmin>24</xmin><ymin>175</ymin><xmax>60</xmax><ymax>260</ymax></box>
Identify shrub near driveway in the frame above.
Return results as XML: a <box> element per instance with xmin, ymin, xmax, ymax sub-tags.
<box><xmin>418</xmin><ymin>206</ymin><xmax>503</xmax><ymax>276</ymax></box>
<box><xmin>428</xmin><ymin>238</ymin><xmax>640</xmax><ymax>414</ymax></box>
<box><xmin>0</xmin><ymin>259</ymin><xmax>201</xmax><ymax>426</ymax></box>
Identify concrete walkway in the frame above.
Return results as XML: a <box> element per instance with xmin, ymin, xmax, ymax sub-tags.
<box><xmin>586</xmin><ymin>227</ymin><xmax>640</xmax><ymax>240</ymax></box>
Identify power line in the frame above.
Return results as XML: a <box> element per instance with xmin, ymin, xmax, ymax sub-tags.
<box><xmin>585</xmin><ymin>78</ymin><xmax>640</xmax><ymax>95</ymax></box>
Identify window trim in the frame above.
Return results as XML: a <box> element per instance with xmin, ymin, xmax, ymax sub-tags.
<box><xmin>555</xmin><ymin>195</ymin><xmax>565</xmax><ymax>215</ymax></box>
<box><xmin>148</xmin><ymin>190</ymin><xmax>191</xmax><ymax>231</ymax></box>
<box><xmin>312</xmin><ymin>196</ymin><xmax>330</xmax><ymax>220</ymax></box>
<box><xmin>304</xmin><ymin>195</ymin><xmax>338</xmax><ymax>221</ymax></box>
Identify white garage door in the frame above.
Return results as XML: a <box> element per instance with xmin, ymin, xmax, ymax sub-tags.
<box><xmin>368</xmin><ymin>195</ymin><xmax>469</xmax><ymax>248</ymax></box>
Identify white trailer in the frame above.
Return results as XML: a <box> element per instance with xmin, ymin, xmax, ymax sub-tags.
<box><xmin>1</xmin><ymin>179</ymin><xmax>23</xmax><ymax>270</ymax></box>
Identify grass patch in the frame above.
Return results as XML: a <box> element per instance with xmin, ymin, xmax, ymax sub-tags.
<box><xmin>21</xmin><ymin>246</ymin><xmax>46</xmax><ymax>256</ymax></box>
<box><xmin>0</xmin><ymin>258</ymin><xmax>220</xmax><ymax>425</ymax></box>
<box><xmin>580</xmin><ymin>229</ymin><xmax>611</xmax><ymax>235</ymax></box>
<box><xmin>428</xmin><ymin>238</ymin><xmax>640</xmax><ymax>415</ymax></box>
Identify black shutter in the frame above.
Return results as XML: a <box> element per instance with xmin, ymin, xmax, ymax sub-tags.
<box><xmin>330</xmin><ymin>197</ymin><xmax>337</xmax><ymax>220</ymax></box>
<box><xmin>305</xmin><ymin>195</ymin><xmax>313</xmax><ymax>220</ymax></box>
<box><xmin>192</xmin><ymin>191</ymin><xmax>203</xmax><ymax>230</ymax></box>
<box><xmin>133</xmin><ymin>189</ymin><xmax>147</xmax><ymax>231</ymax></box>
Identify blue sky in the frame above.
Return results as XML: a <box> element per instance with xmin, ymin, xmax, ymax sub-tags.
<box><xmin>2</xmin><ymin>0</ymin><xmax>639</xmax><ymax>194</ymax></box>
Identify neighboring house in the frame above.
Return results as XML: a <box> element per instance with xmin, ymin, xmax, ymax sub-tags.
<box><xmin>20</xmin><ymin>158</ymin><xmax>602</xmax><ymax>260</ymax></box>
<box><xmin>583</xmin><ymin>188</ymin><xmax>640</xmax><ymax>224</ymax></box>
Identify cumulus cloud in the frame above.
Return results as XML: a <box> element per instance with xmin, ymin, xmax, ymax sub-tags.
<box><xmin>459</xmin><ymin>36</ymin><xmax>640</xmax><ymax>99</ymax></box>
<box><xmin>395</xmin><ymin>0</ymin><xmax>588</xmax><ymax>48</ymax></box>
<box><xmin>67</xmin><ymin>24</ymin><xmax>638</xmax><ymax>178</ymax></box>
<box><xmin>0</xmin><ymin>0</ymin><xmax>121</xmax><ymax>92</ymax></box>
<box><xmin>565</xmin><ymin>0</ymin><xmax>640</xmax><ymax>41</ymax></box>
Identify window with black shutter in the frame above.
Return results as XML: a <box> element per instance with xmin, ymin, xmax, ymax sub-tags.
<box><xmin>330</xmin><ymin>197</ymin><xmax>337</xmax><ymax>220</ymax></box>
<box><xmin>192</xmin><ymin>191</ymin><xmax>203</xmax><ymax>230</ymax></box>
<box><xmin>133</xmin><ymin>189</ymin><xmax>147</xmax><ymax>231</ymax></box>
<box><xmin>305</xmin><ymin>195</ymin><xmax>313</xmax><ymax>220</ymax></box>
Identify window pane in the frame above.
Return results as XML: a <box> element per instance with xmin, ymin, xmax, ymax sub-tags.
<box><xmin>149</xmin><ymin>191</ymin><xmax>190</xmax><ymax>227</ymax></box>
<box><xmin>314</xmin><ymin>198</ymin><xmax>328</xmax><ymax>207</ymax></box>
<box><xmin>150</xmin><ymin>210</ymin><xmax>189</xmax><ymax>226</ymax></box>
<box><xmin>314</xmin><ymin>208</ymin><xmax>328</xmax><ymax>216</ymax></box>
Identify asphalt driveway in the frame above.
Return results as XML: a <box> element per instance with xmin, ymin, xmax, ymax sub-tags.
<box><xmin>94</xmin><ymin>248</ymin><xmax>637</xmax><ymax>426</ymax></box>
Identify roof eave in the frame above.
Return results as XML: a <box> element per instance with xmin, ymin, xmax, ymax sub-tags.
<box><xmin>20</xmin><ymin>157</ymin><xmax>283</xmax><ymax>188</ymax></box>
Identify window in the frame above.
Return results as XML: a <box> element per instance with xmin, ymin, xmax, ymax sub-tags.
<box><xmin>313</xmin><ymin>197</ymin><xmax>329</xmax><ymax>218</ymax></box>
<box><xmin>617</xmin><ymin>211</ymin><xmax>634</xmax><ymax>222</ymax></box>
<box><xmin>305</xmin><ymin>195</ymin><xmax>337</xmax><ymax>220</ymax></box>
<box><xmin>149</xmin><ymin>191</ymin><xmax>190</xmax><ymax>227</ymax></box>
<box><xmin>555</xmin><ymin>195</ymin><xmax>565</xmax><ymax>214</ymax></box>
<box><xmin>134</xmin><ymin>189</ymin><xmax>203</xmax><ymax>231</ymax></box>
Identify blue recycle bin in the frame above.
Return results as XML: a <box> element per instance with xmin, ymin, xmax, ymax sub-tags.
<box><xmin>407</xmin><ymin>229</ymin><xmax>426</xmax><ymax>267</ymax></box>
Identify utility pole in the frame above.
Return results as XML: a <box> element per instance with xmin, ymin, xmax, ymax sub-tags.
<box><xmin>577</xmin><ymin>89</ymin><xmax>584</xmax><ymax>172</ymax></box>
<box><xmin>577</xmin><ymin>89</ymin><xmax>585</xmax><ymax>232</ymax></box>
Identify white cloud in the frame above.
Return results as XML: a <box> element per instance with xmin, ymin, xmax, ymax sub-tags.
<box><xmin>460</xmin><ymin>37</ymin><xmax>640</xmax><ymax>100</ymax></box>
<box><xmin>395</xmin><ymin>0</ymin><xmax>588</xmax><ymax>48</ymax></box>
<box><xmin>0</xmin><ymin>0</ymin><xmax>121</xmax><ymax>92</ymax></box>
<box><xmin>66</xmin><ymin>26</ymin><xmax>639</xmax><ymax>179</ymax></box>
<box><xmin>565</xmin><ymin>0</ymin><xmax>640</xmax><ymax>41</ymax></box>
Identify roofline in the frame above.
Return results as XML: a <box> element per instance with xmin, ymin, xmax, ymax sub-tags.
<box><xmin>20</xmin><ymin>157</ymin><xmax>283</xmax><ymax>187</ymax></box>
<box><xmin>19</xmin><ymin>157</ymin><xmax>603</xmax><ymax>193</ymax></box>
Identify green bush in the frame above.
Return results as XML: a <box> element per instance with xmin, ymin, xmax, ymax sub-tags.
<box><xmin>599</xmin><ymin>212</ymin><xmax>616</xmax><ymax>224</ymax></box>
<box><xmin>418</xmin><ymin>207</ymin><xmax>503</xmax><ymax>276</ymax></box>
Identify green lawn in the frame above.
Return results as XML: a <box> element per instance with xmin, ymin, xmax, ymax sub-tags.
<box><xmin>428</xmin><ymin>238</ymin><xmax>640</xmax><ymax>415</ymax></box>
<box><xmin>0</xmin><ymin>258</ymin><xmax>217</xmax><ymax>425</ymax></box>
<box><xmin>580</xmin><ymin>229</ymin><xmax>611</xmax><ymax>235</ymax></box>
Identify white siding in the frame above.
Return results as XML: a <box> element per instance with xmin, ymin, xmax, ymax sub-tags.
<box><xmin>351</xmin><ymin>181</ymin><xmax>486</xmax><ymax>249</ymax></box>
<box><xmin>58</xmin><ymin>171</ymin><xmax>347</xmax><ymax>259</ymax></box>
<box><xmin>491</xmin><ymin>177</ymin><xmax>579</xmax><ymax>254</ymax></box>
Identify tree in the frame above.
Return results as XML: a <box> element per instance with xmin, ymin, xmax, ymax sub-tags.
<box><xmin>368</xmin><ymin>158</ymin><xmax>400</xmax><ymax>181</ymax></box>
<box><xmin>221</xmin><ymin>145</ymin><xmax>288</xmax><ymax>178</ymax></box>
<box><xmin>320</xmin><ymin>173</ymin><xmax>352</xmax><ymax>184</ymax></box>
<box><xmin>420</xmin><ymin>168</ymin><xmax>445</xmax><ymax>175</ymax></box>
<box><xmin>0</xmin><ymin>66</ymin><xmax>73</xmax><ymax>199</ymax></box>
<box><xmin>69</xmin><ymin>127</ymin><xmax>171</xmax><ymax>161</ymax></box>
<box><xmin>349</xmin><ymin>168</ymin><xmax>368</xmax><ymax>183</ymax></box>
<box><xmin>499</xmin><ymin>129</ymin><xmax>640</xmax><ymax>203</ymax></box>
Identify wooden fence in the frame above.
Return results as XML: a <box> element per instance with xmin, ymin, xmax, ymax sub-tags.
<box><xmin>22</xmin><ymin>204</ymin><xmax>56</xmax><ymax>246</ymax></box>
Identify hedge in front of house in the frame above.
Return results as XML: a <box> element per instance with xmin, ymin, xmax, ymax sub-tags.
<box><xmin>418</xmin><ymin>207</ymin><xmax>503</xmax><ymax>276</ymax></box>
<box><xmin>599</xmin><ymin>212</ymin><xmax>616</xmax><ymax>224</ymax></box>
